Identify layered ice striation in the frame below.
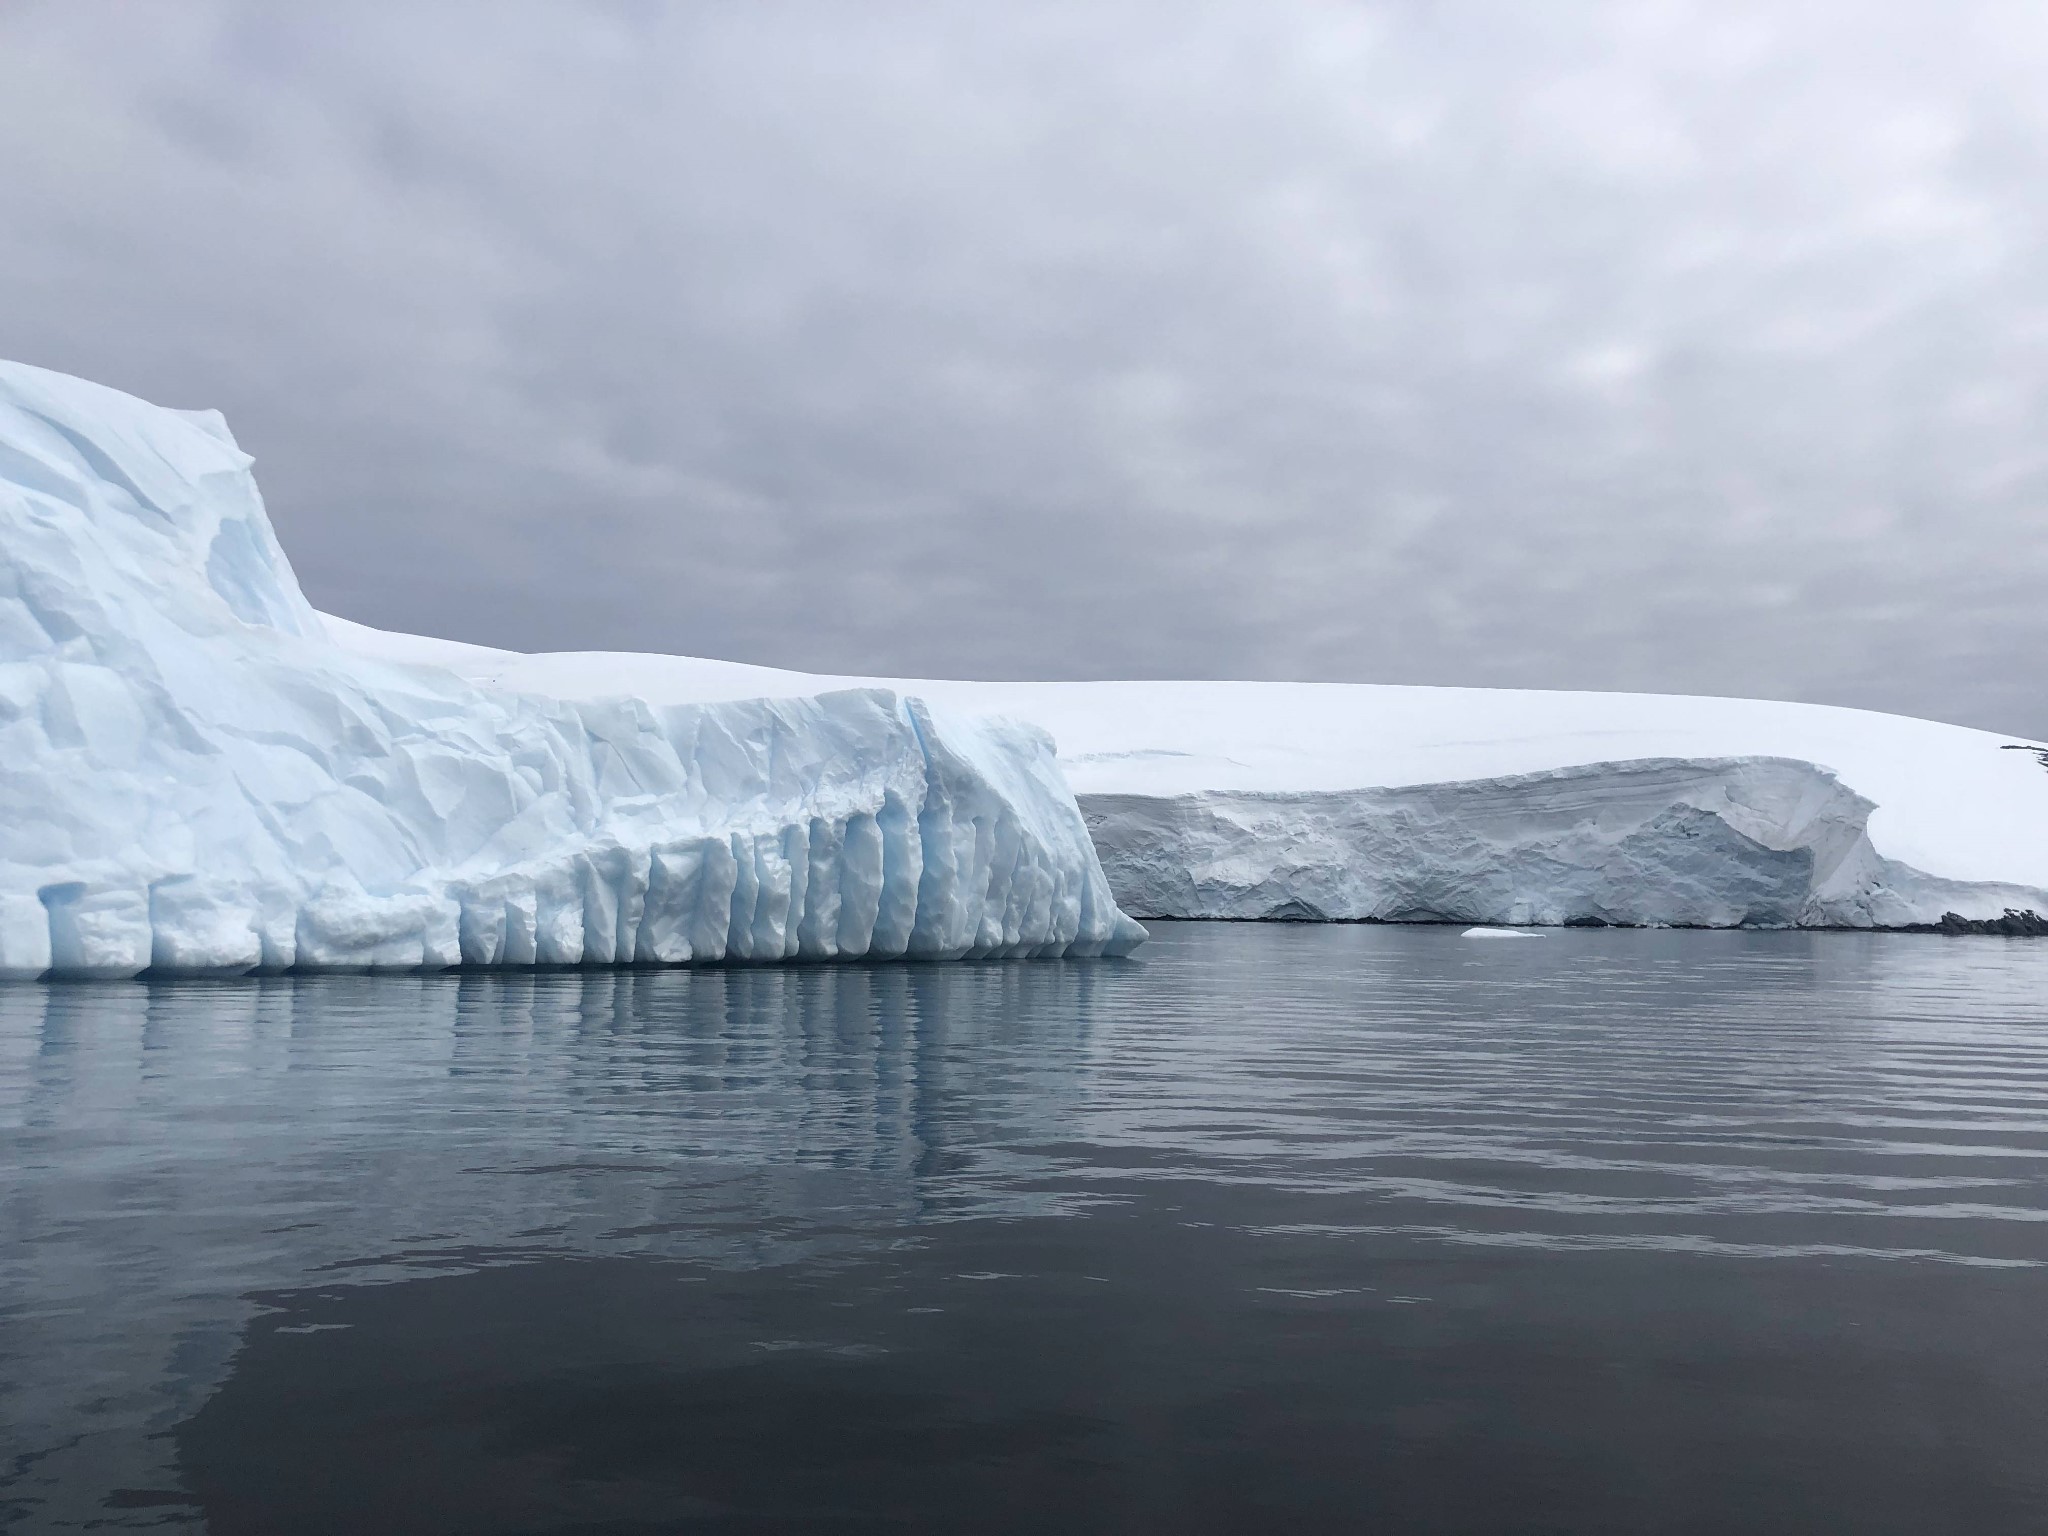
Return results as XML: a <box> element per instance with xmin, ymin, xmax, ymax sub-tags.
<box><xmin>0</xmin><ymin>362</ymin><xmax>1144</xmax><ymax>977</ymax></box>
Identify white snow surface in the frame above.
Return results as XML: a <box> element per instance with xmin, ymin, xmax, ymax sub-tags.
<box><xmin>327</xmin><ymin>586</ymin><xmax>2048</xmax><ymax>931</ymax></box>
<box><xmin>0</xmin><ymin>362</ymin><xmax>1144</xmax><ymax>977</ymax></box>
<box><xmin>8</xmin><ymin>358</ymin><xmax>2041</xmax><ymax>960</ymax></box>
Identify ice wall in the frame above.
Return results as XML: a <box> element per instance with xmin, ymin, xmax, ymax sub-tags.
<box><xmin>0</xmin><ymin>362</ymin><xmax>1144</xmax><ymax>977</ymax></box>
<box><xmin>1083</xmin><ymin>758</ymin><xmax>2048</xmax><ymax>928</ymax></box>
<box><xmin>321</xmin><ymin>646</ymin><xmax>2048</xmax><ymax>931</ymax></box>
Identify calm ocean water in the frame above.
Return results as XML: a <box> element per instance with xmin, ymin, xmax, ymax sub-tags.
<box><xmin>3</xmin><ymin>923</ymin><xmax>2047</xmax><ymax>1533</ymax></box>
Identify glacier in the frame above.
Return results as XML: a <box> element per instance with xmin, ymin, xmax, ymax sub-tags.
<box><xmin>1076</xmin><ymin>757</ymin><xmax>2048</xmax><ymax>928</ymax></box>
<box><xmin>330</xmin><ymin>618</ymin><xmax>2048</xmax><ymax>934</ymax></box>
<box><xmin>0</xmin><ymin>362</ymin><xmax>1145</xmax><ymax>977</ymax></box>
<box><xmin>9</xmin><ymin>357</ymin><xmax>2045</xmax><ymax>959</ymax></box>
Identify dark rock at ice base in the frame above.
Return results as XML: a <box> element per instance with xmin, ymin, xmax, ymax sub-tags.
<box><xmin>1933</xmin><ymin>908</ymin><xmax>2048</xmax><ymax>936</ymax></box>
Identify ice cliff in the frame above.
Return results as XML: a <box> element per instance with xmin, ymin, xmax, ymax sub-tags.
<box><xmin>334</xmin><ymin>637</ymin><xmax>2048</xmax><ymax>934</ymax></box>
<box><xmin>1079</xmin><ymin>759</ymin><xmax>2048</xmax><ymax>928</ymax></box>
<box><xmin>1036</xmin><ymin>688</ymin><xmax>2048</xmax><ymax>929</ymax></box>
<box><xmin>10</xmin><ymin>357</ymin><xmax>2043</xmax><ymax>958</ymax></box>
<box><xmin>0</xmin><ymin>362</ymin><xmax>1145</xmax><ymax>977</ymax></box>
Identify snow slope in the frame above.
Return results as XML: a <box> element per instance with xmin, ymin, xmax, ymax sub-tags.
<box><xmin>325</xmin><ymin>628</ymin><xmax>2048</xmax><ymax>930</ymax></box>
<box><xmin>0</xmin><ymin>362</ymin><xmax>1143</xmax><ymax>977</ymax></box>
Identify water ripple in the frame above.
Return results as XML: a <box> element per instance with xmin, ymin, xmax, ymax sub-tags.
<box><xmin>4</xmin><ymin>924</ymin><xmax>2048</xmax><ymax>1525</ymax></box>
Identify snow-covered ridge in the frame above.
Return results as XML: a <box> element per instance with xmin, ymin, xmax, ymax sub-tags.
<box><xmin>0</xmin><ymin>362</ymin><xmax>1144</xmax><ymax>977</ymax></box>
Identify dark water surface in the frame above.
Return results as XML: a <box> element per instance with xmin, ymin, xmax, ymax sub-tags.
<box><xmin>5</xmin><ymin>924</ymin><xmax>2048</xmax><ymax>1533</ymax></box>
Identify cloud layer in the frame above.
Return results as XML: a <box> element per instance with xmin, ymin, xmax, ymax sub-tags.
<box><xmin>4</xmin><ymin>0</ymin><xmax>2046</xmax><ymax>735</ymax></box>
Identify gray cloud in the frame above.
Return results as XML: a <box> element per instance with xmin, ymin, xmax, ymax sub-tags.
<box><xmin>3</xmin><ymin>0</ymin><xmax>2046</xmax><ymax>735</ymax></box>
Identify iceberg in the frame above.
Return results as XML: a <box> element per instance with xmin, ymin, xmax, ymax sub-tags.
<box><xmin>9</xmin><ymin>355</ymin><xmax>2043</xmax><ymax>955</ymax></box>
<box><xmin>332</xmin><ymin>610</ymin><xmax>2048</xmax><ymax>934</ymax></box>
<box><xmin>0</xmin><ymin>362</ymin><xmax>1145</xmax><ymax>977</ymax></box>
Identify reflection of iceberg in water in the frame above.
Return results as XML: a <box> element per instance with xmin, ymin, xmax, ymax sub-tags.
<box><xmin>11</xmin><ymin>928</ymin><xmax>2047</xmax><ymax>1528</ymax></box>
<box><xmin>0</xmin><ymin>964</ymin><xmax>1119</xmax><ymax>1527</ymax></box>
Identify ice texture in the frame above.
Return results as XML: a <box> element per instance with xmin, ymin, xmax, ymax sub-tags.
<box><xmin>1080</xmin><ymin>759</ymin><xmax>2048</xmax><ymax>928</ymax></box>
<box><xmin>11</xmin><ymin>353</ymin><xmax>2042</xmax><ymax>953</ymax></box>
<box><xmin>331</xmin><ymin>618</ymin><xmax>2048</xmax><ymax>933</ymax></box>
<box><xmin>0</xmin><ymin>362</ymin><xmax>1144</xmax><ymax>977</ymax></box>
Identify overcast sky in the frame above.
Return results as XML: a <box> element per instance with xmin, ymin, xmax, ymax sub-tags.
<box><xmin>4</xmin><ymin>1</ymin><xmax>2046</xmax><ymax>736</ymax></box>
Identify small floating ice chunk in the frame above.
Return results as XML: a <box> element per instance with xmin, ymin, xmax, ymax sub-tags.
<box><xmin>1461</xmin><ymin>927</ymin><xmax>1543</xmax><ymax>938</ymax></box>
